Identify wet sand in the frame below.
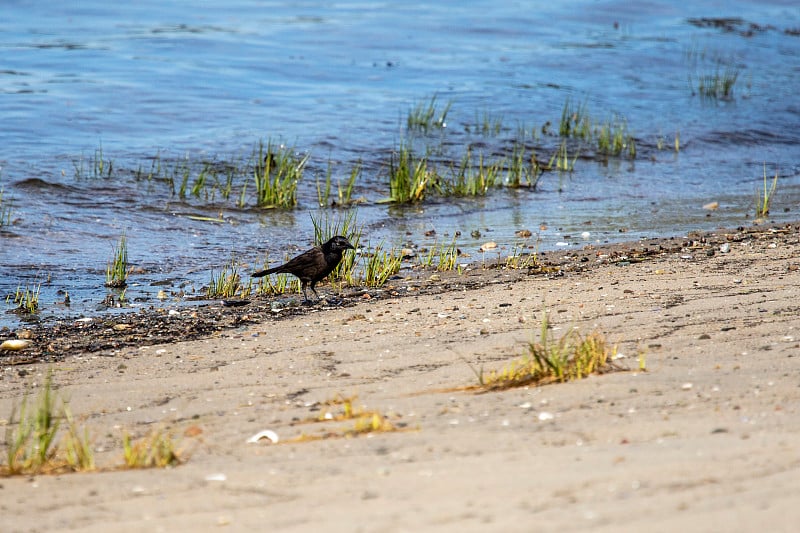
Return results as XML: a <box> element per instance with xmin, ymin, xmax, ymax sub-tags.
<box><xmin>1</xmin><ymin>223</ymin><xmax>799</xmax><ymax>532</ymax></box>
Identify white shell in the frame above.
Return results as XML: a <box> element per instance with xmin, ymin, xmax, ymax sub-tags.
<box><xmin>246</xmin><ymin>430</ymin><xmax>279</xmax><ymax>444</ymax></box>
<box><xmin>0</xmin><ymin>339</ymin><xmax>32</xmax><ymax>351</ymax></box>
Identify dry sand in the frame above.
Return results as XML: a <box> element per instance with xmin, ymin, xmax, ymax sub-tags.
<box><xmin>1</xmin><ymin>226</ymin><xmax>799</xmax><ymax>532</ymax></box>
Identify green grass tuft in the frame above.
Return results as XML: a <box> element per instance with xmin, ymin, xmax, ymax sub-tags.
<box><xmin>755</xmin><ymin>163</ymin><xmax>779</xmax><ymax>218</ymax></box>
<box><xmin>407</xmin><ymin>94</ymin><xmax>452</xmax><ymax>132</ymax></box>
<box><xmin>475</xmin><ymin>312</ymin><xmax>619</xmax><ymax>390</ymax></box>
<box><xmin>105</xmin><ymin>234</ymin><xmax>129</xmax><ymax>288</ymax></box>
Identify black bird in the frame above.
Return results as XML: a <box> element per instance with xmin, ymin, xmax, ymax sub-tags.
<box><xmin>252</xmin><ymin>236</ymin><xmax>355</xmax><ymax>301</ymax></box>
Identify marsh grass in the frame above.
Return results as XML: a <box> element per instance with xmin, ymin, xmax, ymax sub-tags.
<box><xmin>317</xmin><ymin>159</ymin><xmax>362</xmax><ymax>207</ymax></box>
<box><xmin>548</xmin><ymin>140</ymin><xmax>578</xmax><ymax>172</ymax></box>
<box><xmin>10</xmin><ymin>284</ymin><xmax>40</xmax><ymax>314</ymax></box>
<box><xmin>559</xmin><ymin>98</ymin><xmax>591</xmax><ymax>140</ymax></box>
<box><xmin>695</xmin><ymin>65</ymin><xmax>740</xmax><ymax>99</ymax></box>
<box><xmin>506</xmin><ymin>142</ymin><xmax>542</xmax><ymax>188</ymax></box>
<box><xmin>387</xmin><ymin>143</ymin><xmax>436</xmax><ymax>203</ymax></box>
<box><xmin>755</xmin><ymin>163</ymin><xmax>779</xmax><ymax>218</ymax></box>
<box><xmin>338</xmin><ymin>160</ymin><xmax>362</xmax><ymax>206</ymax></box>
<box><xmin>407</xmin><ymin>94</ymin><xmax>452</xmax><ymax>132</ymax></box>
<box><xmin>253</xmin><ymin>141</ymin><xmax>307</xmax><ymax>208</ymax></box>
<box><xmin>3</xmin><ymin>374</ymin><xmax>60</xmax><ymax>475</ymax></box>
<box><xmin>596</xmin><ymin>117</ymin><xmax>636</xmax><ymax>158</ymax></box>
<box><xmin>207</xmin><ymin>258</ymin><xmax>251</xmax><ymax>299</ymax></box>
<box><xmin>254</xmin><ymin>268</ymin><xmax>299</xmax><ymax>297</ymax></box>
<box><xmin>443</xmin><ymin>149</ymin><xmax>503</xmax><ymax>196</ymax></box>
<box><xmin>73</xmin><ymin>145</ymin><xmax>113</xmax><ymax>179</ymax></box>
<box><xmin>419</xmin><ymin>237</ymin><xmax>460</xmax><ymax>272</ymax></box>
<box><xmin>2</xmin><ymin>373</ymin><xmax>96</xmax><ymax>475</ymax></box>
<box><xmin>474</xmin><ymin>312</ymin><xmax>618</xmax><ymax>390</ymax></box>
<box><xmin>504</xmin><ymin>241</ymin><xmax>539</xmax><ymax>269</ymax></box>
<box><xmin>467</xmin><ymin>111</ymin><xmax>503</xmax><ymax>136</ymax></box>
<box><xmin>361</xmin><ymin>241</ymin><xmax>402</xmax><ymax>287</ymax></box>
<box><xmin>122</xmin><ymin>429</ymin><xmax>183</xmax><ymax>469</ymax></box>
<box><xmin>63</xmin><ymin>407</ymin><xmax>95</xmax><ymax>472</ymax></box>
<box><xmin>105</xmin><ymin>234</ymin><xmax>129</xmax><ymax>288</ymax></box>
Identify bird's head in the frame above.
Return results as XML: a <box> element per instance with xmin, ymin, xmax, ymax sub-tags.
<box><xmin>325</xmin><ymin>235</ymin><xmax>356</xmax><ymax>252</ymax></box>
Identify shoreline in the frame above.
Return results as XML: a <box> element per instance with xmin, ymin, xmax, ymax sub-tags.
<box><xmin>1</xmin><ymin>221</ymin><xmax>799</xmax><ymax>531</ymax></box>
<box><xmin>2</xmin><ymin>221</ymin><xmax>798</xmax><ymax>367</ymax></box>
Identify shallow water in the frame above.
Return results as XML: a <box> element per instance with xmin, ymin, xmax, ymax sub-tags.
<box><xmin>1</xmin><ymin>1</ymin><xmax>799</xmax><ymax>329</ymax></box>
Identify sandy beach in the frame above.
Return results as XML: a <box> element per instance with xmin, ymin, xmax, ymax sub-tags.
<box><xmin>1</xmin><ymin>224</ymin><xmax>799</xmax><ymax>532</ymax></box>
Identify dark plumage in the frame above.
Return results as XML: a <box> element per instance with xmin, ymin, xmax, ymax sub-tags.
<box><xmin>251</xmin><ymin>236</ymin><xmax>355</xmax><ymax>301</ymax></box>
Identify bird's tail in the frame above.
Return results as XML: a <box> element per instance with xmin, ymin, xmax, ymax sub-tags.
<box><xmin>251</xmin><ymin>266</ymin><xmax>283</xmax><ymax>278</ymax></box>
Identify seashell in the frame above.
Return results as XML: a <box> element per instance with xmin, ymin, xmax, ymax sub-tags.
<box><xmin>0</xmin><ymin>339</ymin><xmax>32</xmax><ymax>351</ymax></box>
<box><xmin>247</xmin><ymin>430</ymin><xmax>279</xmax><ymax>444</ymax></box>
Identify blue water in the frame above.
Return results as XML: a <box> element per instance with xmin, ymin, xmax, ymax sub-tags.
<box><xmin>2</xmin><ymin>1</ymin><xmax>800</xmax><ymax>328</ymax></box>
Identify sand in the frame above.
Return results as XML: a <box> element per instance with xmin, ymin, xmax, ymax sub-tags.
<box><xmin>1</xmin><ymin>226</ymin><xmax>799</xmax><ymax>532</ymax></box>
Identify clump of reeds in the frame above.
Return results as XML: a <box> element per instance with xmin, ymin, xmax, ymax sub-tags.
<box><xmin>73</xmin><ymin>145</ymin><xmax>114</xmax><ymax>179</ymax></box>
<box><xmin>559</xmin><ymin>97</ymin><xmax>592</xmax><ymax>140</ymax></box>
<box><xmin>474</xmin><ymin>312</ymin><xmax>618</xmax><ymax>390</ymax></box>
<box><xmin>505</xmin><ymin>240</ymin><xmax>539</xmax><ymax>269</ymax></box>
<box><xmin>755</xmin><ymin>163</ymin><xmax>779</xmax><ymax>218</ymax></box>
<box><xmin>419</xmin><ymin>237</ymin><xmax>461</xmax><ymax>272</ymax></box>
<box><xmin>10</xmin><ymin>284</ymin><xmax>40</xmax><ymax>314</ymax></box>
<box><xmin>443</xmin><ymin>148</ymin><xmax>502</xmax><ymax>196</ymax></box>
<box><xmin>253</xmin><ymin>141</ymin><xmax>307</xmax><ymax>208</ymax></box>
<box><xmin>695</xmin><ymin>64</ymin><xmax>740</xmax><ymax>99</ymax></box>
<box><xmin>105</xmin><ymin>234</ymin><xmax>129</xmax><ymax>288</ymax></box>
<box><xmin>466</xmin><ymin>110</ymin><xmax>503</xmax><ymax>136</ymax></box>
<box><xmin>547</xmin><ymin>140</ymin><xmax>578</xmax><ymax>172</ymax></box>
<box><xmin>122</xmin><ymin>428</ymin><xmax>182</xmax><ymax>469</ymax></box>
<box><xmin>596</xmin><ymin>116</ymin><xmax>636</xmax><ymax>158</ymax></box>
<box><xmin>407</xmin><ymin>94</ymin><xmax>452</xmax><ymax>132</ymax></box>
<box><xmin>207</xmin><ymin>257</ymin><xmax>251</xmax><ymax>299</ymax></box>
<box><xmin>361</xmin><ymin>241</ymin><xmax>402</xmax><ymax>287</ymax></box>
<box><xmin>387</xmin><ymin>142</ymin><xmax>436</xmax><ymax>203</ymax></box>
<box><xmin>506</xmin><ymin>142</ymin><xmax>542</xmax><ymax>188</ymax></box>
<box><xmin>2</xmin><ymin>373</ymin><xmax>94</xmax><ymax>475</ymax></box>
<box><xmin>317</xmin><ymin>159</ymin><xmax>362</xmax><ymax>207</ymax></box>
